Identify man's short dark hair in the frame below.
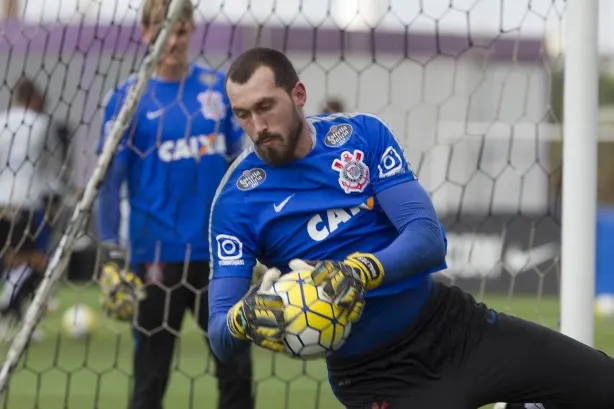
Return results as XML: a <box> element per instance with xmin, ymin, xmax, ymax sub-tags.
<box><xmin>226</xmin><ymin>48</ymin><xmax>300</xmax><ymax>94</ymax></box>
<box><xmin>12</xmin><ymin>77</ymin><xmax>44</xmax><ymax>108</ymax></box>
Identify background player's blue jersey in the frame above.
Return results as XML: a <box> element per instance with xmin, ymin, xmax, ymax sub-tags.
<box><xmin>97</xmin><ymin>65</ymin><xmax>243</xmax><ymax>263</ymax></box>
<box><xmin>209</xmin><ymin>112</ymin><xmax>447</xmax><ymax>358</ymax></box>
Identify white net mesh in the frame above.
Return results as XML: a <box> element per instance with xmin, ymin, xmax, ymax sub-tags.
<box><xmin>0</xmin><ymin>1</ymin><xmax>603</xmax><ymax>408</ymax></box>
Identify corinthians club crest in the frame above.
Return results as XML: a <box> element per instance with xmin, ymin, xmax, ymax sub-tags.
<box><xmin>331</xmin><ymin>149</ymin><xmax>370</xmax><ymax>194</ymax></box>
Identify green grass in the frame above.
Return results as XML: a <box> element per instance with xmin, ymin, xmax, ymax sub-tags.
<box><xmin>1</xmin><ymin>285</ymin><xmax>613</xmax><ymax>409</ymax></box>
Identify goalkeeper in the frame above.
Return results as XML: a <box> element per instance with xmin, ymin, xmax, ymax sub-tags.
<box><xmin>208</xmin><ymin>47</ymin><xmax>614</xmax><ymax>409</ymax></box>
<box><xmin>95</xmin><ymin>1</ymin><xmax>253</xmax><ymax>409</ymax></box>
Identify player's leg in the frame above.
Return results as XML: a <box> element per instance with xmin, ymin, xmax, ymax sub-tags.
<box><xmin>0</xmin><ymin>210</ymin><xmax>46</xmax><ymax>341</ymax></box>
<box><xmin>130</xmin><ymin>262</ymin><xmax>189</xmax><ymax>409</ymax></box>
<box><xmin>187</xmin><ymin>261</ymin><xmax>254</xmax><ymax>409</ymax></box>
<box><xmin>326</xmin><ymin>279</ymin><xmax>614</xmax><ymax>409</ymax></box>
<box><xmin>453</xmin><ymin>296</ymin><xmax>614</xmax><ymax>409</ymax></box>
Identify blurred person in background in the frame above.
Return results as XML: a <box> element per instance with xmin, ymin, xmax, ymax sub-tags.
<box><xmin>95</xmin><ymin>1</ymin><xmax>253</xmax><ymax>409</ymax></box>
<box><xmin>0</xmin><ymin>77</ymin><xmax>66</xmax><ymax>342</ymax></box>
<box><xmin>321</xmin><ymin>97</ymin><xmax>345</xmax><ymax>114</ymax></box>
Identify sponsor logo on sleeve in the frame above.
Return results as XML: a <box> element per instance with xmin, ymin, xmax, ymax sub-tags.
<box><xmin>236</xmin><ymin>168</ymin><xmax>266</xmax><ymax>191</ymax></box>
<box><xmin>377</xmin><ymin>146</ymin><xmax>405</xmax><ymax>179</ymax></box>
<box><xmin>331</xmin><ymin>150</ymin><xmax>370</xmax><ymax>194</ymax></box>
<box><xmin>324</xmin><ymin>124</ymin><xmax>353</xmax><ymax>147</ymax></box>
<box><xmin>216</xmin><ymin>234</ymin><xmax>245</xmax><ymax>266</ymax></box>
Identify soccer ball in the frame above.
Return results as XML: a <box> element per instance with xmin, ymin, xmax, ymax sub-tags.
<box><xmin>61</xmin><ymin>304</ymin><xmax>98</xmax><ymax>339</ymax></box>
<box><xmin>262</xmin><ymin>270</ymin><xmax>353</xmax><ymax>359</ymax></box>
<box><xmin>595</xmin><ymin>294</ymin><xmax>614</xmax><ymax>319</ymax></box>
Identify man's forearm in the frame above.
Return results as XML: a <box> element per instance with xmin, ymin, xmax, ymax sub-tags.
<box><xmin>208</xmin><ymin>276</ymin><xmax>252</xmax><ymax>361</ymax></box>
<box><xmin>208</xmin><ymin>311</ymin><xmax>251</xmax><ymax>361</ymax></box>
<box><xmin>96</xmin><ymin>158</ymin><xmax>128</xmax><ymax>242</ymax></box>
<box><xmin>373</xmin><ymin>181</ymin><xmax>447</xmax><ymax>285</ymax></box>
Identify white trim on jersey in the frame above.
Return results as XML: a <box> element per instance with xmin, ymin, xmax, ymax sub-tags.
<box><xmin>208</xmin><ymin>147</ymin><xmax>256</xmax><ymax>278</ymax></box>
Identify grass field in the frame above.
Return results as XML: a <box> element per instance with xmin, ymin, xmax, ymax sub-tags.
<box><xmin>0</xmin><ymin>284</ymin><xmax>613</xmax><ymax>409</ymax></box>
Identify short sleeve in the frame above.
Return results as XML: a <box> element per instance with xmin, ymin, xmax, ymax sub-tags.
<box><xmin>97</xmin><ymin>88</ymin><xmax>132</xmax><ymax>161</ymax></box>
<box><xmin>209</xmin><ymin>189</ymin><xmax>257</xmax><ymax>280</ymax></box>
<box><xmin>363</xmin><ymin>115</ymin><xmax>416</xmax><ymax>193</ymax></box>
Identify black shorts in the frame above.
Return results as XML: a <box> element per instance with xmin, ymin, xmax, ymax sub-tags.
<box><xmin>0</xmin><ymin>209</ymin><xmax>38</xmax><ymax>254</ymax></box>
<box><xmin>327</xmin><ymin>281</ymin><xmax>614</xmax><ymax>409</ymax></box>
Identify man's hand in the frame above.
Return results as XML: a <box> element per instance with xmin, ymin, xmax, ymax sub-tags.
<box><xmin>98</xmin><ymin>242</ymin><xmax>144</xmax><ymax>321</ymax></box>
<box><xmin>99</xmin><ymin>241</ymin><xmax>129</xmax><ymax>271</ymax></box>
<box><xmin>289</xmin><ymin>253</ymin><xmax>384</xmax><ymax>324</ymax></box>
<box><xmin>227</xmin><ymin>269</ymin><xmax>286</xmax><ymax>353</ymax></box>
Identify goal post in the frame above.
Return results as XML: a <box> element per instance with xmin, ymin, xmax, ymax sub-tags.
<box><xmin>0</xmin><ymin>1</ymin><xmax>606</xmax><ymax>408</ymax></box>
<box><xmin>560</xmin><ymin>0</ymin><xmax>599</xmax><ymax>347</ymax></box>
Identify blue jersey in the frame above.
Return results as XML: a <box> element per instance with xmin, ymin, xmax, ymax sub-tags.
<box><xmin>97</xmin><ymin>65</ymin><xmax>243</xmax><ymax>263</ymax></box>
<box><xmin>209</xmin><ymin>112</ymin><xmax>447</xmax><ymax>358</ymax></box>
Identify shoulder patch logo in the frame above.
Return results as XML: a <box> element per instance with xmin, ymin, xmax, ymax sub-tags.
<box><xmin>324</xmin><ymin>124</ymin><xmax>353</xmax><ymax>147</ymax></box>
<box><xmin>236</xmin><ymin>168</ymin><xmax>266</xmax><ymax>191</ymax></box>
<box><xmin>331</xmin><ymin>150</ymin><xmax>370</xmax><ymax>194</ymax></box>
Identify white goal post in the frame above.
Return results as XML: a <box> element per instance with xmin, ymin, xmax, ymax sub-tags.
<box><xmin>560</xmin><ymin>0</ymin><xmax>599</xmax><ymax>347</ymax></box>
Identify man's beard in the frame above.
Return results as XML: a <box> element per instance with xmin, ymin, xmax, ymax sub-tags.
<box><xmin>255</xmin><ymin>111</ymin><xmax>304</xmax><ymax>166</ymax></box>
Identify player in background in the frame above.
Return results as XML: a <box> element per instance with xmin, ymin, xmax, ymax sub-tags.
<box><xmin>321</xmin><ymin>97</ymin><xmax>345</xmax><ymax>114</ymax></box>
<box><xmin>95</xmin><ymin>1</ymin><xmax>253</xmax><ymax>409</ymax></box>
<box><xmin>0</xmin><ymin>77</ymin><xmax>65</xmax><ymax>341</ymax></box>
<box><xmin>207</xmin><ymin>47</ymin><xmax>614</xmax><ymax>409</ymax></box>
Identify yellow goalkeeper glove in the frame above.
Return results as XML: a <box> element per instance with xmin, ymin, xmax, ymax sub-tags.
<box><xmin>290</xmin><ymin>253</ymin><xmax>384</xmax><ymax>324</ymax></box>
<box><xmin>98</xmin><ymin>243</ymin><xmax>145</xmax><ymax>322</ymax></box>
<box><xmin>227</xmin><ymin>269</ymin><xmax>286</xmax><ymax>353</ymax></box>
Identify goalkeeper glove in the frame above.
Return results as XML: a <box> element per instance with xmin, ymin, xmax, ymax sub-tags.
<box><xmin>98</xmin><ymin>242</ymin><xmax>145</xmax><ymax>321</ymax></box>
<box><xmin>290</xmin><ymin>253</ymin><xmax>384</xmax><ymax>324</ymax></box>
<box><xmin>227</xmin><ymin>268</ymin><xmax>286</xmax><ymax>353</ymax></box>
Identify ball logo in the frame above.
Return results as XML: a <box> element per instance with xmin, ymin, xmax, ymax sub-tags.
<box><xmin>331</xmin><ymin>150</ymin><xmax>370</xmax><ymax>194</ymax></box>
<box><xmin>236</xmin><ymin>168</ymin><xmax>266</xmax><ymax>191</ymax></box>
<box><xmin>324</xmin><ymin>124</ymin><xmax>353</xmax><ymax>147</ymax></box>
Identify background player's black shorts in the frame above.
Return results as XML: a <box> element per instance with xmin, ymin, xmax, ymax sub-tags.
<box><xmin>0</xmin><ymin>209</ymin><xmax>39</xmax><ymax>253</ymax></box>
<box><xmin>327</xmin><ymin>281</ymin><xmax>614</xmax><ymax>409</ymax></box>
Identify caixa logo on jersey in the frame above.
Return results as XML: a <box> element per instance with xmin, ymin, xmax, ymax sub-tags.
<box><xmin>158</xmin><ymin>134</ymin><xmax>225</xmax><ymax>162</ymax></box>
<box><xmin>331</xmin><ymin>150</ymin><xmax>370</xmax><ymax>194</ymax></box>
<box><xmin>324</xmin><ymin>124</ymin><xmax>353</xmax><ymax>147</ymax></box>
<box><xmin>236</xmin><ymin>168</ymin><xmax>266</xmax><ymax>191</ymax></box>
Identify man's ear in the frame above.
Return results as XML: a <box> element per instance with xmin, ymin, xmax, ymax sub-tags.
<box><xmin>292</xmin><ymin>82</ymin><xmax>307</xmax><ymax>108</ymax></box>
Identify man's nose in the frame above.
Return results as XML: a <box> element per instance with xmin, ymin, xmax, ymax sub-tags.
<box><xmin>253</xmin><ymin>115</ymin><xmax>267</xmax><ymax>134</ymax></box>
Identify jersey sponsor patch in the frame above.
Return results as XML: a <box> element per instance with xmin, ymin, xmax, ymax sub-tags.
<box><xmin>324</xmin><ymin>124</ymin><xmax>353</xmax><ymax>147</ymax></box>
<box><xmin>377</xmin><ymin>146</ymin><xmax>405</xmax><ymax>179</ymax></box>
<box><xmin>236</xmin><ymin>168</ymin><xmax>266</xmax><ymax>191</ymax></box>
<box><xmin>216</xmin><ymin>234</ymin><xmax>245</xmax><ymax>266</ymax></box>
<box><xmin>331</xmin><ymin>150</ymin><xmax>370</xmax><ymax>194</ymax></box>
<box><xmin>197</xmin><ymin>90</ymin><xmax>226</xmax><ymax>121</ymax></box>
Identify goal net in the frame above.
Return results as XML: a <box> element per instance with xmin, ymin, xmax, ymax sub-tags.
<box><xmin>0</xmin><ymin>0</ymin><xmax>601</xmax><ymax>408</ymax></box>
